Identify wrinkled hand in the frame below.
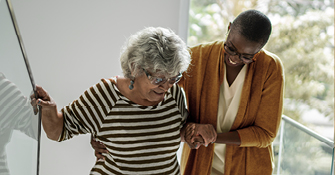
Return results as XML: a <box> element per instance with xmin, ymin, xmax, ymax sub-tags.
<box><xmin>30</xmin><ymin>85</ymin><xmax>57</xmax><ymax>112</ymax></box>
<box><xmin>187</xmin><ymin>123</ymin><xmax>217</xmax><ymax>147</ymax></box>
<box><xmin>30</xmin><ymin>85</ymin><xmax>63</xmax><ymax>141</ymax></box>
<box><xmin>184</xmin><ymin>123</ymin><xmax>204</xmax><ymax>149</ymax></box>
<box><xmin>90</xmin><ymin>136</ymin><xmax>108</xmax><ymax>161</ymax></box>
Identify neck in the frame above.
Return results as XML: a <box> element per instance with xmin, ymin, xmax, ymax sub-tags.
<box><xmin>225</xmin><ymin>63</ymin><xmax>244</xmax><ymax>86</ymax></box>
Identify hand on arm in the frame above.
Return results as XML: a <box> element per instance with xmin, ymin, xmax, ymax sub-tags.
<box><xmin>191</xmin><ymin>124</ymin><xmax>241</xmax><ymax>146</ymax></box>
<box><xmin>181</xmin><ymin>122</ymin><xmax>240</xmax><ymax>147</ymax></box>
<box><xmin>181</xmin><ymin>123</ymin><xmax>218</xmax><ymax>148</ymax></box>
<box><xmin>192</xmin><ymin>123</ymin><xmax>217</xmax><ymax>147</ymax></box>
<box><xmin>90</xmin><ymin>136</ymin><xmax>109</xmax><ymax>161</ymax></box>
<box><xmin>180</xmin><ymin>123</ymin><xmax>204</xmax><ymax>149</ymax></box>
<box><xmin>31</xmin><ymin>85</ymin><xmax>63</xmax><ymax>141</ymax></box>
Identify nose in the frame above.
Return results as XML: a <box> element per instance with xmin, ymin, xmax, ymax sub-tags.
<box><xmin>230</xmin><ymin>54</ymin><xmax>243</xmax><ymax>63</ymax></box>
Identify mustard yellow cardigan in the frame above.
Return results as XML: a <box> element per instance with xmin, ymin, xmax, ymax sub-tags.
<box><xmin>178</xmin><ymin>41</ymin><xmax>284</xmax><ymax>175</ymax></box>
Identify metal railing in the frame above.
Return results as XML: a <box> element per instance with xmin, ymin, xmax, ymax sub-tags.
<box><xmin>276</xmin><ymin>115</ymin><xmax>334</xmax><ymax>175</ymax></box>
<box><xmin>282</xmin><ymin>115</ymin><xmax>334</xmax><ymax>147</ymax></box>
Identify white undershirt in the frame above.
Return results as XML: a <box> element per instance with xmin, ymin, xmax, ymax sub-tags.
<box><xmin>211</xmin><ymin>63</ymin><xmax>247</xmax><ymax>175</ymax></box>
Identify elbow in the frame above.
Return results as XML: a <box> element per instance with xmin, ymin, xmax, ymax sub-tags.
<box><xmin>239</xmin><ymin>127</ymin><xmax>277</xmax><ymax>148</ymax></box>
<box><xmin>257</xmin><ymin>132</ymin><xmax>277</xmax><ymax>148</ymax></box>
<box><xmin>258</xmin><ymin>137</ymin><xmax>274</xmax><ymax>148</ymax></box>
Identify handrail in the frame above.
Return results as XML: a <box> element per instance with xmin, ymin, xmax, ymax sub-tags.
<box><xmin>282</xmin><ymin>115</ymin><xmax>334</xmax><ymax>148</ymax></box>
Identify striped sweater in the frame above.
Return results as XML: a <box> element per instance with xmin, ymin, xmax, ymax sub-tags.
<box><xmin>59</xmin><ymin>78</ymin><xmax>188</xmax><ymax>175</ymax></box>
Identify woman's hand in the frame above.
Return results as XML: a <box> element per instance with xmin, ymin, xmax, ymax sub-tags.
<box><xmin>184</xmin><ymin>123</ymin><xmax>204</xmax><ymax>149</ymax></box>
<box><xmin>31</xmin><ymin>85</ymin><xmax>57</xmax><ymax>111</ymax></box>
<box><xmin>191</xmin><ymin>123</ymin><xmax>217</xmax><ymax>147</ymax></box>
<box><xmin>31</xmin><ymin>85</ymin><xmax>63</xmax><ymax>141</ymax></box>
<box><xmin>90</xmin><ymin>136</ymin><xmax>108</xmax><ymax>161</ymax></box>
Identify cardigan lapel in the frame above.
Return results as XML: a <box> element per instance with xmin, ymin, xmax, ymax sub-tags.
<box><xmin>230</xmin><ymin>51</ymin><xmax>262</xmax><ymax>131</ymax></box>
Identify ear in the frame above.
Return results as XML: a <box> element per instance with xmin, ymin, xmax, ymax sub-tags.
<box><xmin>228</xmin><ymin>22</ymin><xmax>232</xmax><ymax>30</ymax></box>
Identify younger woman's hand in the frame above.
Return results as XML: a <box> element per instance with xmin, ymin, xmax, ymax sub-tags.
<box><xmin>184</xmin><ymin>123</ymin><xmax>204</xmax><ymax>149</ymax></box>
<box><xmin>90</xmin><ymin>136</ymin><xmax>108</xmax><ymax>161</ymax></box>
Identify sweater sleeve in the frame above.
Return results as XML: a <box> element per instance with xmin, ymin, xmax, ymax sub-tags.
<box><xmin>237</xmin><ymin>53</ymin><xmax>285</xmax><ymax>148</ymax></box>
<box><xmin>59</xmin><ymin>78</ymin><xmax>118</xmax><ymax>141</ymax></box>
<box><xmin>170</xmin><ymin>84</ymin><xmax>189</xmax><ymax>128</ymax></box>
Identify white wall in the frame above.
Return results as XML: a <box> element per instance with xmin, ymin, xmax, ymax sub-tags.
<box><xmin>10</xmin><ymin>0</ymin><xmax>189</xmax><ymax>174</ymax></box>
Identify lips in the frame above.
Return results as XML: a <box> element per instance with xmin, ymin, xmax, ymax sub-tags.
<box><xmin>153</xmin><ymin>90</ymin><xmax>165</xmax><ymax>95</ymax></box>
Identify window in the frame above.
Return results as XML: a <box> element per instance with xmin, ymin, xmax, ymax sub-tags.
<box><xmin>187</xmin><ymin>0</ymin><xmax>334</xmax><ymax>174</ymax></box>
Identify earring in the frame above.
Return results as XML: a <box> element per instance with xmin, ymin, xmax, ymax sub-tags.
<box><xmin>129</xmin><ymin>80</ymin><xmax>134</xmax><ymax>90</ymax></box>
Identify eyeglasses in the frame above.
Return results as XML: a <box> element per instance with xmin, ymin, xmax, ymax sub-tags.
<box><xmin>143</xmin><ymin>69</ymin><xmax>182</xmax><ymax>85</ymax></box>
<box><xmin>224</xmin><ymin>43</ymin><xmax>256</xmax><ymax>64</ymax></box>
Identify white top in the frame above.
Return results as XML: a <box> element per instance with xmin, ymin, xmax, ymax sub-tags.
<box><xmin>211</xmin><ymin>64</ymin><xmax>247</xmax><ymax>175</ymax></box>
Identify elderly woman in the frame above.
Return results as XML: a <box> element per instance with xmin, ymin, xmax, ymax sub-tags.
<box><xmin>33</xmin><ymin>27</ymin><xmax>193</xmax><ymax>175</ymax></box>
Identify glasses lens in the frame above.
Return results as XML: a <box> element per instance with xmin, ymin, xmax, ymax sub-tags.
<box><xmin>168</xmin><ymin>74</ymin><xmax>182</xmax><ymax>84</ymax></box>
<box><xmin>145</xmin><ymin>68</ymin><xmax>182</xmax><ymax>85</ymax></box>
<box><xmin>224</xmin><ymin>44</ymin><xmax>236</xmax><ymax>56</ymax></box>
<box><xmin>241</xmin><ymin>55</ymin><xmax>255</xmax><ymax>63</ymax></box>
<box><xmin>225</xmin><ymin>44</ymin><xmax>255</xmax><ymax>64</ymax></box>
<box><xmin>152</xmin><ymin>77</ymin><xmax>165</xmax><ymax>85</ymax></box>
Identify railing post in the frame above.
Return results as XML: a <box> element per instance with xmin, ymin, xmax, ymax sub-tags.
<box><xmin>331</xmin><ymin>147</ymin><xmax>334</xmax><ymax>175</ymax></box>
<box><xmin>276</xmin><ymin>120</ymin><xmax>285</xmax><ymax>175</ymax></box>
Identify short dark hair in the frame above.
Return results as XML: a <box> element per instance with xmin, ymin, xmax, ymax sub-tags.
<box><xmin>231</xmin><ymin>10</ymin><xmax>272</xmax><ymax>47</ymax></box>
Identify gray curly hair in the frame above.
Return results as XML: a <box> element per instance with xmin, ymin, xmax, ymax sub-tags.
<box><xmin>120</xmin><ymin>27</ymin><xmax>191</xmax><ymax>79</ymax></box>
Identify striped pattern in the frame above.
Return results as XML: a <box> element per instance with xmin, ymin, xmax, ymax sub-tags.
<box><xmin>0</xmin><ymin>73</ymin><xmax>38</xmax><ymax>174</ymax></box>
<box><xmin>60</xmin><ymin>78</ymin><xmax>188</xmax><ymax>175</ymax></box>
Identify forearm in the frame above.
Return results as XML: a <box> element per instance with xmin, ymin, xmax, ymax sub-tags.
<box><xmin>41</xmin><ymin>110</ymin><xmax>64</xmax><ymax>141</ymax></box>
<box><xmin>214</xmin><ymin>131</ymin><xmax>241</xmax><ymax>146</ymax></box>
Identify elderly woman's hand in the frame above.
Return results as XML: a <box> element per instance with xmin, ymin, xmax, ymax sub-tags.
<box><xmin>184</xmin><ymin>123</ymin><xmax>204</xmax><ymax>149</ymax></box>
<box><xmin>31</xmin><ymin>85</ymin><xmax>63</xmax><ymax>141</ymax></box>
<box><xmin>189</xmin><ymin>123</ymin><xmax>217</xmax><ymax>147</ymax></box>
<box><xmin>30</xmin><ymin>85</ymin><xmax>57</xmax><ymax>112</ymax></box>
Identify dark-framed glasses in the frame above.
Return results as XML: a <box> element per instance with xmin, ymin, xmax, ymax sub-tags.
<box><xmin>224</xmin><ymin>43</ymin><xmax>256</xmax><ymax>64</ymax></box>
<box><xmin>143</xmin><ymin>69</ymin><xmax>182</xmax><ymax>85</ymax></box>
